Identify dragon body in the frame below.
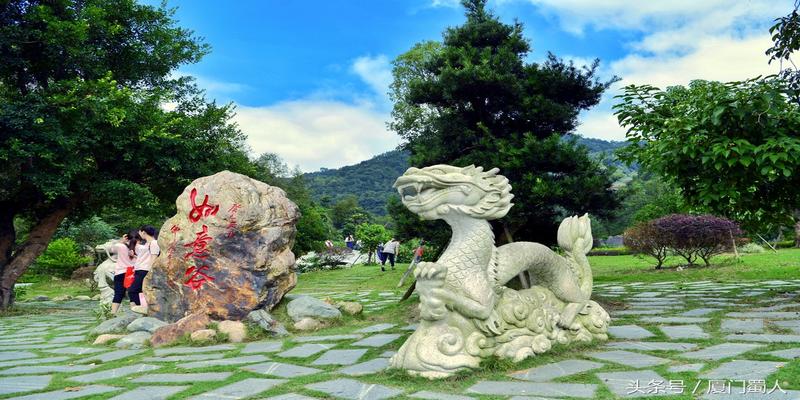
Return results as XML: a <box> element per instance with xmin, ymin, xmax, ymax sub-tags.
<box><xmin>390</xmin><ymin>165</ymin><xmax>610</xmax><ymax>378</ymax></box>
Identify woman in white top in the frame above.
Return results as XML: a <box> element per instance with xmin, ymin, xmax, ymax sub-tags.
<box><xmin>130</xmin><ymin>225</ymin><xmax>160</xmax><ymax>314</ymax></box>
<box><xmin>111</xmin><ymin>231</ymin><xmax>136</xmax><ymax>315</ymax></box>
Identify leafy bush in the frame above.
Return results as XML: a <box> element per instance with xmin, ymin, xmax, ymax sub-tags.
<box><xmin>32</xmin><ymin>238</ymin><xmax>91</xmax><ymax>278</ymax></box>
<box><xmin>55</xmin><ymin>216</ymin><xmax>116</xmax><ymax>250</ymax></box>
<box><xmin>624</xmin><ymin>214</ymin><xmax>742</xmax><ymax>268</ymax></box>
<box><xmin>396</xmin><ymin>238</ymin><xmax>440</xmax><ymax>264</ymax></box>
<box><xmin>739</xmin><ymin>242</ymin><xmax>766</xmax><ymax>254</ymax></box>
<box><xmin>355</xmin><ymin>223</ymin><xmax>391</xmax><ymax>264</ymax></box>
<box><xmin>654</xmin><ymin>214</ymin><xmax>742</xmax><ymax>266</ymax></box>
<box><xmin>624</xmin><ymin>222</ymin><xmax>670</xmax><ymax>269</ymax></box>
<box><xmin>296</xmin><ymin>247</ymin><xmax>352</xmax><ymax>273</ymax></box>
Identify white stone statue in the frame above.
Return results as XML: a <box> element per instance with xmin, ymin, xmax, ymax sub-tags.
<box><xmin>93</xmin><ymin>240</ymin><xmax>119</xmax><ymax>305</ymax></box>
<box><xmin>390</xmin><ymin>165</ymin><xmax>610</xmax><ymax>378</ymax></box>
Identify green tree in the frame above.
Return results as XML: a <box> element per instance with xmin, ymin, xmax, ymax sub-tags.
<box><xmin>32</xmin><ymin>238</ymin><xmax>91</xmax><ymax>278</ymax></box>
<box><xmin>0</xmin><ymin>0</ymin><xmax>256</xmax><ymax>308</ymax></box>
<box><xmin>330</xmin><ymin>195</ymin><xmax>365</xmax><ymax>233</ymax></box>
<box><xmin>614</xmin><ymin>78</ymin><xmax>800</xmax><ymax>234</ymax></box>
<box><xmin>389</xmin><ymin>0</ymin><xmax>620</xmax><ymax>244</ymax></box>
<box><xmin>355</xmin><ymin>223</ymin><xmax>390</xmax><ymax>264</ymax></box>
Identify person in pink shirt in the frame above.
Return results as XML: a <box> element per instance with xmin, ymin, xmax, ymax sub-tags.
<box><xmin>130</xmin><ymin>225</ymin><xmax>160</xmax><ymax>314</ymax></box>
<box><xmin>111</xmin><ymin>231</ymin><xmax>137</xmax><ymax>315</ymax></box>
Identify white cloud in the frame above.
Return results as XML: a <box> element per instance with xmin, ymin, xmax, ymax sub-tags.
<box><xmin>351</xmin><ymin>54</ymin><xmax>393</xmax><ymax>104</ymax></box>
<box><xmin>540</xmin><ymin>1</ymin><xmax>788</xmax><ymax>141</ymax></box>
<box><xmin>234</xmin><ymin>101</ymin><xmax>397</xmax><ymax>172</ymax></box>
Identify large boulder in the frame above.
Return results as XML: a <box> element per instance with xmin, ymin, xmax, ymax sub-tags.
<box><xmin>247</xmin><ymin>309</ymin><xmax>289</xmax><ymax>337</ymax></box>
<box><xmin>287</xmin><ymin>296</ymin><xmax>341</xmax><ymax>322</ymax></box>
<box><xmin>127</xmin><ymin>317</ymin><xmax>168</xmax><ymax>333</ymax></box>
<box><xmin>150</xmin><ymin>313</ymin><xmax>210</xmax><ymax>347</ymax></box>
<box><xmin>92</xmin><ymin>313</ymin><xmax>139</xmax><ymax>335</ymax></box>
<box><xmin>116</xmin><ymin>331</ymin><xmax>152</xmax><ymax>349</ymax></box>
<box><xmin>145</xmin><ymin>171</ymin><xmax>300</xmax><ymax>322</ymax></box>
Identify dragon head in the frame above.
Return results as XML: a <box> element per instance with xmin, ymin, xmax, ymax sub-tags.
<box><xmin>393</xmin><ymin>164</ymin><xmax>514</xmax><ymax>221</ymax></box>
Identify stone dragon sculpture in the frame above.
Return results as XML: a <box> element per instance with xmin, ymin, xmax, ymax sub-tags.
<box><xmin>390</xmin><ymin>165</ymin><xmax>610</xmax><ymax>378</ymax></box>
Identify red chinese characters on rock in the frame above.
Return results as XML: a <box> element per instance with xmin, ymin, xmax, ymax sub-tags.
<box><xmin>225</xmin><ymin>203</ymin><xmax>242</xmax><ymax>238</ymax></box>
<box><xmin>188</xmin><ymin>188</ymin><xmax>219</xmax><ymax>223</ymax></box>
<box><xmin>183</xmin><ymin>188</ymin><xmax>219</xmax><ymax>290</ymax></box>
<box><xmin>167</xmin><ymin>225</ymin><xmax>181</xmax><ymax>260</ymax></box>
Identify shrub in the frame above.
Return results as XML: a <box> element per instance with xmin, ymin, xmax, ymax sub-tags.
<box><xmin>296</xmin><ymin>246</ymin><xmax>351</xmax><ymax>273</ymax></box>
<box><xmin>652</xmin><ymin>214</ymin><xmax>742</xmax><ymax>266</ymax></box>
<box><xmin>355</xmin><ymin>223</ymin><xmax>390</xmax><ymax>264</ymax></box>
<box><xmin>624</xmin><ymin>222</ymin><xmax>670</xmax><ymax>269</ymax></box>
<box><xmin>739</xmin><ymin>242</ymin><xmax>765</xmax><ymax>254</ymax></box>
<box><xmin>32</xmin><ymin>238</ymin><xmax>91</xmax><ymax>278</ymax></box>
<box><xmin>396</xmin><ymin>238</ymin><xmax>440</xmax><ymax>264</ymax></box>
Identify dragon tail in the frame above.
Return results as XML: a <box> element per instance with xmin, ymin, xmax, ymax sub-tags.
<box><xmin>556</xmin><ymin>214</ymin><xmax>594</xmax><ymax>298</ymax></box>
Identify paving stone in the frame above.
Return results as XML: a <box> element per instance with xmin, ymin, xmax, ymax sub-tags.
<box><xmin>0</xmin><ymin>343</ymin><xmax>70</xmax><ymax>351</ymax></box>
<box><xmin>352</xmin><ymin>333</ymin><xmax>403</xmax><ymax>347</ymax></box>
<box><xmin>243</xmin><ymin>362</ymin><xmax>322</xmax><ymax>378</ymax></box>
<box><xmin>81</xmin><ymin>349</ymin><xmax>143</xmax><ymax>363</ymax></box>
<box><xmin>338</xmin><ymin>358</ymin><xmax>390</xmax><ymax>376</ymax></box>
<box><xmin>640</xmin><ymin>316</ymin><xmax>710</xmax><ymax>324</ymax></box>
<box><xmin>0</xmin><ymin>364</ymin><xmax>95</xmax><ymax>375</ymax></box>
<box><xmin>0</xmin><ymin>374</ymin><xmax>52</xmax><ymax>396</ymax></box>
<box><xmin>143</xmin><ymin>353</ymin><xmax>226</xmax><ymax>363</ymax></box>
<box><xmin>355</xmin><ymin>323</ymin><xmax>396</xmax><ymax>333</ymax></box>
<box><xmin>188</xmin><ymin>378</ymin><xmax>286</xmax><ymax>399</ymax></box>
<box><xmin>278</xmin><ymin>343</ymin><xmax>335</xmax><ymax>358</ymax></box>
<box><xmin>42</xmin><ymin>346</ymin><xmax>104</xmax><ymax>355</ymax></box>
<box><xmin>466</xmin><ymin>381</ymin><xmax>597</xmax><ymax>398</ymax></box>
<box><xmin>773</xmin><ymin>320</ymin><xmax>800</xmax><ymax>333</ymax></box>
<box><xmin>587</xmin><ymin>350</ymin><xmax>670</xmax><ymax>368</ymax></box>
<box><xmin>410</xmin><ymin>391</ymin><xmax>475</xmax><ymax>400</ymax></box>
<box><xmin>680</xmin><ymin>308</ymin><xmax>720</xmax><ymax>316</ymax></box>
<box><xmin>606</xmin><ymin>341</ymin><xmax>699</xmax><ymax>352</ymax></box>
<box><xmin>701</xmin><ymin>360</ymin><xmax>785</xmax><ymax>380</ymax></box>
<box><xmin>49</xmin><ymin>335</ymin><xmax>86</xmax><ymax>344</ymax></box>
<box><xmin>107</xmin><ymin>385</ymin><xmax>189</xmax><ymax>400</ymax></box>
<box><xmin>178</xmin><ymin>354</ymin><xmax>270</xmax><ymax>369</ymax></box>
<box><xmin>725</xmin><ymin>333</ymin><xmax>800</xmax><ymax>343</ymax></box>
<box><xmin>294</xmin><ymin>334</ymin><xmax>362</xmax><ymax>342</ymax></box>
<box><xmin>667</xmin><ymin>363</ymin><xmax>704</xmax><ymax>372</ymax></box>
<box><xmin>726</xmin><ymin>311</ymin><xmax>799</xmax><ymax>319</ymax></box>
<box><xmin>381</xmin><ymin>351</ymin><xmax>396</xmax><ymax>357</ymax></box>
<box><xmin>0</xmin><ymin>351</ymin><xmax>38</xmax><ymax>361</ymax></box>
<box><xmin>510</xmin><ymin>359</ymin><xmax>604</xmax><ymax>382</ymax></box>
<box><xmin>608</xmin><ymin>325</ymin><xmax>655</xmax><ymax>340</ymax></box>
<box><xmin>597</xmin><ymin>370</ymin><xmax>677</xmax><ymax>398</ymax></box>
<box><xmin>0</xmin><ymin>356</ymin><xmax>70</xmax><ymax>368</ymax></box>
<box><xmin>660</xmin><ymin>325</ymin><xmax>709</xmax><ymax>339</ymax></box>
<box><xmin>613</xmin><ymin>309</ymin><xmax>664</xmax><ymax>316</ymax></box>
<box><xmin>401</xmin><ymin>324</ymin><xmax>418</xmax><ymax>331</ymax></box>
<box><xmin>721</xmin><ymin>319</ymin><xmax>765</xmax><ymax>333</ymax></box>
<box><xmin>306</xmin><ymin>378</ymin><xmax>403</xmax><ymax>400</ymax></box>
<box><xmin>242</xmin><ymin>341</ymin><xmax>284</xmax><ymax>354</ymax></box>
<box><xmin>8</xmin><ymin>385</ymin><xmax>123</xmax><ymax>400</ymax></box>
<box><xmin>131</xmin><ymin>372</ymin><xmax>232</xmax><ymax>383</ymax></box>
<box><xmin>312</xmin><ymin>349</ymin><xmax>367</xmax><ymax>366</ymax></box>
<box><xmin>264</xmin><ymin>394</ymin><xmax>318</xmax><ymax>400</ymax></box>
<box><xmin>682</xmin><ymin>343</ymin><xmax>763</xmax><ymax>360</ymax></box>
<box><xmin>153</xmin><ymin>344</ymin><xmax>236</xmax><ymax>356</ymax></box>
<box><xmin>68</xmin><ymin>364</ymin><xmax>160</xmax><ymax>383</ymax></box>
<box><xmin>764</xmin><ymin>347</ymin><xmax>800</xmax><ymax>359</ymax></box>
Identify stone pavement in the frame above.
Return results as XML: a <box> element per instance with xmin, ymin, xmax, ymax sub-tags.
<box><xmin>0</xmin><ymin>279</ymin><xmax>799</xmax><ymax>399</ymax></box>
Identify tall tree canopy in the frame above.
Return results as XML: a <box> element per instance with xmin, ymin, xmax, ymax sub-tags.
<box><xmin>389</xmin><ymin>0</ymin><xmax>620</xmax><ymax>244</ymax></box>
<box><xmin>0</xmin><ymin>0</ymin><xmax>255</xmax><ymax>308</ymax></box>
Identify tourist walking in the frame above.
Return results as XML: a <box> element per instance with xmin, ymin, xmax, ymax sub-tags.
<box><xmin>345</xmin><ymin>235</ymin><xmax>355</xmax><ymax>249</ymax></box>
<box><xmin>381</xmin><ymin>238</ymin><xmax>400</xmax><ymax>271</ymax></box>
<box><xmin>130</xmin><ymin>225</ymin><xmax>160</xmax><ymax>314</ymax></box>
<box><xmin>111</xmin><ymin>231</ymin><xmax>136</xmax><ymax>315</ymax></box>
<box><xmin>376</xmin><ymin>243</ymin><xmax>385</xmax><ymax>264</ymax></box>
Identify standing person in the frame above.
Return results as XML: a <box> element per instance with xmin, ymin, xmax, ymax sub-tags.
<box><xmin>381</xmin><ymin>238</ymin><xmax>399</xmax><ymax>271</ymax></box>
<box><xmin>111</xmin><ymin>231</ymin><xmax>136</xmax><ymax>315</ymax></box>
<box><xmin>376</xmin><ymin>243</ymin><xmax>385</xmax><ymax>265</ymax></box>
<box><xmin>345</xmin><ymin>235</ymin><xmax>355</xmax><ymax>250</ymax></box>
<box><xmin>130</xmin><ymin>225</ymin><xmax>160</xmax><ymax>314</ymax></box>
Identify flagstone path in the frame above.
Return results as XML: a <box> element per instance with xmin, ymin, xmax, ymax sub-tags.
<box><xmin>0</xmin><ymin>279</ymin><xmax>799</xmax><ymax>399</ymax></box>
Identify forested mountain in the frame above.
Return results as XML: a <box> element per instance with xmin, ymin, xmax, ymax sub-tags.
<box><xmin>304</xmin><ymin>137</ymin><xmax>629</xmax><ymax>215</ymax></box>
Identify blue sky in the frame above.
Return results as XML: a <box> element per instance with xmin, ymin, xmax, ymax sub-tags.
<box><xmin>153</xmin><ymin>0</ymin><xmax>788</xmax><ymax>171</ymax></box>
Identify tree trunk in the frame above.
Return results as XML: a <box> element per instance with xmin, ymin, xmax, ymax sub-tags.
<box><xmin>0</xmin><ymin>202</ymin><xmax>75</xmax><ymax>310</ymax></box>
<box><xmin>795</xmin><ymin>219</ymin><xmax>800</xmax><ymax>248</ymax></box>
